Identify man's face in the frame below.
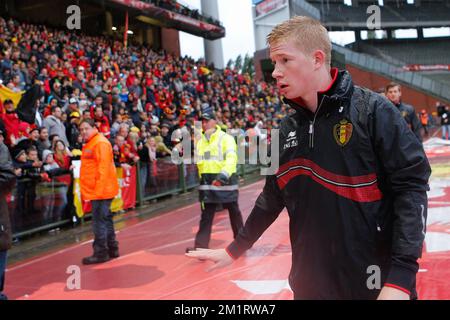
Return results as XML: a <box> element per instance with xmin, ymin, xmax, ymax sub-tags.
<box><xmin>4</xmin><ymin>102</ymin><xmax>14</xmax><ymax>112</ymax></box>
<box><xmin>45</xmin><ymin>153</ymin><xmax>54</xmax><ymax>164</ymax></box>
<box><xmin>115</xmin><ymin>136</ymin><xmax>125</xmax><ymax>147</ymax></box>
<box><xmin>118</xmin><ymin>127</ymin><xmax>129</xmax><ymax>137</ymax></box>
<box><xmin>202</xmin><ymin>118</ymin><xmax>216</xmax><ymax>132</ymax></box>
<box><xmin>40</xmin><ymin>129</ymin><xmax>48</xmax><ymax>140</ymax></box>
<box><xmin>17</xmin><ymin>152</ymin><xmax>27</xmax><ymax>163</ymax></box>
<box><xmin>28</xmin><ymin>151</ymin><xmax>38</xmax><ymax>161</ymax></box>
<box><xmin>53</xmin><ymin>107</ymin><xmax>62</xmax><ymax>119</ymax></box>
<box><xmin>79</xmin><ymin>122</ymin><xmax>97</xmax><ymax>141</ymax></box>
<box><xmin>69</xmin><ymin>103</ymin><xmax>78</xmax><ymax>111</ymax></box>
<box><xmin>161</xmin><ymin>127</ymin><xmax>169</xmax><ymax>135</ymax></box>
<box><xmin>270</xmin><ymin>41</ymin><xmax>316</xmax><ymax>100</ymax></box>
<box><xmin>95</xmin><ymin>108</ymin><xmax>103</xmax><ymax>118</ymax></box>
<box><xmin>386</xmin><ymin>86</ymin><xmax>402</xmax><ymax>105</ymax></box>
<box><xmin>30</xmin><ymin>130</ymin><xmax>39</xmax><ymax>141</ymax></box>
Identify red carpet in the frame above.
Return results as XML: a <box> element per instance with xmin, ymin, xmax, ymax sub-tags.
<box><xmin>5</xmin><ymin>143</ymin><xmax>450</xmax><ymax>300</ymax></box>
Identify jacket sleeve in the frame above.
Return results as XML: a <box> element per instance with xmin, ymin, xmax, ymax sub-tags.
<box><xmin>196</xmin><ymin>139</ymin><xmax>204</xmax><ymax>177</ymax></box>
<box><xmin>371</xmin><ymin>96</ymin><xmax>431</xmax><ymax>294</ymax></box>
<box><xmin>220</xmin><ymin>134</ymin><xmax>238</xmax><ymax>178</ymax></box>
<box><xmin>409</xmin><ymin>107</ymin><xmax>423</xmax><ymax>142</ymax></box>
<box><xmin>0</xmin><ymin>145</ymin><xmax>16</xmax><ymax>195</ymax></box>
<box><xmin>226</xmin><ymin>174</ymin><xmax>285</xmax><ymax>259</ymax></box>
<box><xmin>46</xmin><ymin>167</ymin><xmax>71</xmax><ymax>178</ymax></box>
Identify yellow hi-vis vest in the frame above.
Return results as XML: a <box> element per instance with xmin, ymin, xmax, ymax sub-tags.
<box><xmin>197</xmin><ymin>125</ymin><xmax>238</xmax><ymax>177</ymax></box>
<box><xmin>196</xmin><ymin>125</ymin><xmax>239</xmax><ymax>203</ymax></box>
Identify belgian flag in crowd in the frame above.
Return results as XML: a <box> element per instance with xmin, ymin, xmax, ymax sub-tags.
<box><xmin>0</xmin><ymin>83</ymin><xmax>43</xmax><ymax>124</ymax></box>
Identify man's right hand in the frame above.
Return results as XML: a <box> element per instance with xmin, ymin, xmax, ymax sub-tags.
<box><xmin>185</xmin><ymin>248</ymin><xmax>234</xmax><ymax>272</ymax></box>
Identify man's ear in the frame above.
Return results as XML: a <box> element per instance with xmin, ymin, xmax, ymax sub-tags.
<box><xmin>313</xmin><ymin>50</ymin><xmax>326</xmax><ymax>70</ymax></box>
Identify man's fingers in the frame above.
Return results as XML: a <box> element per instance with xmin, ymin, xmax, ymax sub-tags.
<box><xmin>185</xmin><ymin>251</ymin><xmax>214</xmax><ymax>261</ymax></box>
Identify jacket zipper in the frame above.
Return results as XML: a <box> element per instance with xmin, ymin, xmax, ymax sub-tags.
<box><xmin>309</xmin><ymin>97</ymin><xmax>325</xmax><ymax>149</ymax></box>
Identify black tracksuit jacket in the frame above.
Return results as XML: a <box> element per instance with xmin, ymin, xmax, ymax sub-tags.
<box><xmin>227</xmin><ymin>69</ymin><xmax>431</xmax><ymax>300</ymax></box>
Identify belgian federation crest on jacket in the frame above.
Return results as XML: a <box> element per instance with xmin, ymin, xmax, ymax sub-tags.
<box><xmin>333</xmin><ymin>119</ymin><xmax>353</xmax><ymax>147</ymax></box>
<box><xmin>196</xmin><ymin>125</ymin><xmax>239</xmax><ymax>204</ymax></box>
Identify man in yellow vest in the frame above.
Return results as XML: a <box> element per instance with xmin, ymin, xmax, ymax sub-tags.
<box><xmin>186</xmin><ymin>105</ymin><xmax>244</xmax><ymax>252</ymax></box>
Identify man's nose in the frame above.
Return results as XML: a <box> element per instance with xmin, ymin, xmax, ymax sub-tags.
<box><xmin>272</xmin><ymin>65</ymin><xmax>282</xmax><ymax>80</ymax></box>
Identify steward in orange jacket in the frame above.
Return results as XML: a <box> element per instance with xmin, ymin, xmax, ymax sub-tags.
<box><xmin>80</xmin><ymin>130</ymin><xmax>119</xmax><ymax>201</ymax></box>
<box><xmin>79</xmin><ymin>119</ymin><xmax>120</xmax><ymax>265</ymax></box>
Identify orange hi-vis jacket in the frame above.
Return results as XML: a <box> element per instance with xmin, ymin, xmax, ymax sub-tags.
<box><xmin>80</xmin><ymin>132</ymin><xmax>119</xmax><ymax>201</ymax></box>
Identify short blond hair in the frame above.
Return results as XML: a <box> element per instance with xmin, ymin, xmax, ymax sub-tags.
<box><xmin>267</xmin><ymin>16</ymin><xmax>332</xmax><ymax>66</ymax></box>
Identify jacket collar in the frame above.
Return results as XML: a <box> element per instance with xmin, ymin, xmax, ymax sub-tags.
<box><xmin>203</xmin><ymin>125</ymin><xmax>223</xmax><ymax>141</ymax></box>
<box><xmin>283</xmin><ymin>68</ymin><xmax>354</xmax><ymax>117</ymax></box>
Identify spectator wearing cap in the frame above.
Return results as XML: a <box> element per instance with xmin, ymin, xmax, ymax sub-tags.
<box><xmin>186</xmin><ymin>104</ymin><xmax>244</xmax><ymax>253</ymax></box>
<box><xmin>160</xmin><ymin>122</ymin><xmax>172</xmax><ymax>149</ymax></box>
<box><xmin>64</xmin><ymin>97</ymin><xmax>79</xmax><ymax>117</ymax></box>
<box><xmin>67</xmin><ymin>111</ymin><xmax>81</xmax><ymax>147</ymax></box>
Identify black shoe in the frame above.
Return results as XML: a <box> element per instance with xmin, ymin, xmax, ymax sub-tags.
<box><xmin>0</xmin><ymin>293</ymin><xmax>8</xmax><ymax>300</ymax></box>
<box><xmin>82</xmin><ymin>255</ymin><xmax>110</xmax><ymax>265</ymax></box>
<box><xmin>109</xmin><ymin>248</ymin><xmax>120</xmax><ymax>259</ymax></box>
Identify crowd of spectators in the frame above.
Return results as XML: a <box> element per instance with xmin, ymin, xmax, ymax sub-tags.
<box><xmin>0</xmin><ymin>17</ymin><xmax>285</xmax><ymax>223</ymax></box>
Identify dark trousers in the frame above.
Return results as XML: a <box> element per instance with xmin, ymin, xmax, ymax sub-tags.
<box><xmin>0</xmin><ymin>250</ymin><xmax>6</xmax><ymax>298</ymax></box>
<box><xmin>91</xmin><ymin>199</ymin><xmax>118</xmax><ymax>257</ymax></box>
<box><xmin>194</xmin><ymin>201</ymin><xmax>244</xmax><ymax>249</ymax></box>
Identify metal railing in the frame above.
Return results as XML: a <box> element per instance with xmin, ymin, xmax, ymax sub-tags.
<box><xmin>8</xmin><ymin>178</ymin><xmax>72</xmax><ymax>238</ymax></box>
<box><xmin>333</xmin><ymin>44</ymin><xmax>450</xmax><ymax>102</ymax></box>
<box><xmin>9</xmin><ymin>158</ymin><xmax>262</xmax><ymax>238</ymax></box>
<box><xmin>291</xmin><ymin>0</ymin><xmax>321</xmax><ymax>20</ymax></box>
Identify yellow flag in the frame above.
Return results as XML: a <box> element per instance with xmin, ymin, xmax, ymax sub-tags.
<box><xmin>0</xmin><ymin>84</ymin><xmax>24</xmax><ymax>107</ymax></box>
<box><xmin>110</xmin><ymin>168</ymin><xmax>124</xmax><ymax>212</ymax></box>
<box><xmin>200</xmin><ymin>66</ymin><xmax>211</xmax><ymax>75</ymax></box>
<box><xmin>73</xmin><ymin>178</ymin><xmax>85</xmax><ymax>218</ymax></box>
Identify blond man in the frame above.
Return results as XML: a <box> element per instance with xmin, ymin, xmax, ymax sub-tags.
<box><xmin>187</xmin><ymin>16</ymin><xmax>430</xmax><ymax>300</ymax></box>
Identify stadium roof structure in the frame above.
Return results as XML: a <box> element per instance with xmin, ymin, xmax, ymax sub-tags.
<box><xmin>304</xmin><ymin>0</ymin><xmax>450</xmax><ymax>30</ymax></box>
<box><xmin>3</xmin><ymin>0</ymin><xmax>225</xmax><ymax>40</ymax></box>
<box><xmin>102</xmin><ymin>0</ymin><xmax>225</xmax><ymax>40</ymax></box>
